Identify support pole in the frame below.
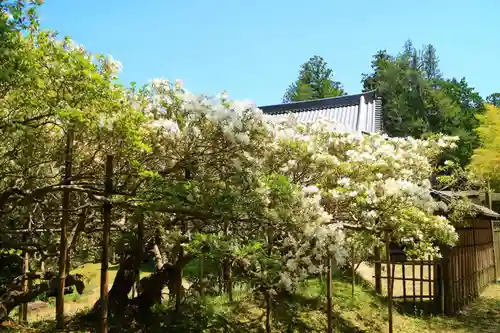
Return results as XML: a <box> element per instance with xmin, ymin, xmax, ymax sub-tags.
<box><xmin>56</xmin><ymin>128</ymin><xmax>74</xmax><ymax>329</ymax></box>
<box><xmin>385</xmin><ymin>231</ymin><xmax>393</xmax><ymax>333</ymax></box>
<box><xmin>327</xmin><ymin>256</ymin><xmax>333</xmax><ymax>333</ymax></box>
<box><xmin>100</xmin><ymin>155</ymin><xmax>113</xmax><ymax>333</ymax></box>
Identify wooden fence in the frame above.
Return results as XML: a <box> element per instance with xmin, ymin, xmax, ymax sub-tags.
<box><xmin>493</xmin><ymin>220</ymin><xmax>500</xmax><ymax>279</ymax></box>
<box><xmin>374</xmin><ymin>218</ymin><xmax>497</xmax><ymax>315</ymax></box>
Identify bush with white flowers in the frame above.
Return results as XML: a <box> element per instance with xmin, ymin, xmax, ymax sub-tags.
<box><xmin>118</xmin><ymin>79</ymin><xmax>461</xmax><ymax>305</ymax></box>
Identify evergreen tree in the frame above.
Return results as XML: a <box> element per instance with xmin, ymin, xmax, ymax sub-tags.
<box><xmin>283</xmin><ymin>55</ymin><xmax>345</xmax><ymax>103</ymax></box>
<box><xmin>420</xmin><ymin>44</ymin><xmax>441</xmax><ymax>80</ymax></box>
<box><xmin>362</xmin><ymin>41</ymin><xmax>484</xmax><ymax>165</ymax></box>
<box><xmin>486</xmin><ymin>93</ymin><xmax>500</xmax><ymax>107</ymax></box>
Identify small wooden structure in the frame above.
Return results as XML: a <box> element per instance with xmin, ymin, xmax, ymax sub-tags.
<box><xmin>375</xmin><ymin>191</ymin><xmax>499</xmax><ymax>315</ymax></box>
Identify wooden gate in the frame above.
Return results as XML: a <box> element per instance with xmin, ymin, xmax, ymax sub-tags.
<box><xmin>493</xmin><ymin>220</ymin><xmax>500</xmax><ymax>280</ymax></box>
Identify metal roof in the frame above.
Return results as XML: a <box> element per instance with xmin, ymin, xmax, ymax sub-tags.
<box><xmin>258</xmin><ymin>91</ymin><xmax>382</xmax><ymax>133</ymax></box>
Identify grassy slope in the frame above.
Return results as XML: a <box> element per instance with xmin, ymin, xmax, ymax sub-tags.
<box><xmin>22</xmin><ymin>263</ymin><xmax>152</xmax><ymax>323</ymax></box>
<box><xmin>3</xmin><ymin>263</ymin><xmax>500</xmax><ymax>332</ymax></box>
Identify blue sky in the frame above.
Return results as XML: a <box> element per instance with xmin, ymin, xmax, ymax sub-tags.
<box><xmin>39</xmin><ymin>0</ymin><xmax>499</xmax><ymax>106</ymax></box>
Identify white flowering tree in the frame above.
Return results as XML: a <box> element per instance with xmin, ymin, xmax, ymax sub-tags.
<box><xmin>95</xmin><ymin>82</ymin><xmax>463</xmax><ymax>330</ymax></box>
<box><xmin>267</xmin><ymin>117</ymin><xmax>460</xmax><ymax>260</ymax></box>
<box><xmin>99</xmin><ymin>80</ymin><xmax>345</xmax><ymax>317</ymax></box>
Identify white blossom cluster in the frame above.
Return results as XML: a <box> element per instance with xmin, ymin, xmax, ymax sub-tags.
<box><xmin>136</xmin><ymin>82</ymin><xmax>461</xmax><ymax>291</ymax></box>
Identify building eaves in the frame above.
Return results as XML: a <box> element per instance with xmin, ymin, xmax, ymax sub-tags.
<box><xmin>258</xmin><ymin>90</ymin><xmax>377</xmax><ymax>115</ymax></box>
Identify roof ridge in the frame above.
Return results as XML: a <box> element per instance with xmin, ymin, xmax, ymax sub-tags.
<box><xmin>258</xmin><ymin>91</ymin><xmax>377</xmax><ymax>115</ymax></box>
<box><xmin>258</xmin><ymin>90</ymin><xmax>377</xmax><ymax>110</ymax></box>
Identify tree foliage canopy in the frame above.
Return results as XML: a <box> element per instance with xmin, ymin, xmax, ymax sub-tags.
<box><xmin>469</xmin><ymin>104</ymin><xmax>500</xmax><ymax>182</ymax></box>
<box><xmin>283</xmin><ymin>56</ymin><xmax>346</xmax><ymax>103</ymax></box>
<box><xmin>362</xmin><ymin>40</ymin><xmax>485</xmax><ymax>166</ymax></box>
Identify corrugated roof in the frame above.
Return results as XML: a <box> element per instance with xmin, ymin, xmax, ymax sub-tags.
<box><xmin>258</xmin><ymin>91</ymin><xmax>382</xmax><ymax>133</ymax></box>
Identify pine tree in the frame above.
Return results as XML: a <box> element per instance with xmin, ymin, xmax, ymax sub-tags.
<box><xmin>283</xmin><ymin>56</ymin><xmax>345</xmax><ymax>103</ymax></box>
<box><xmin>486</xmin><ymin>93</ymin><xmax>500</xmax><ymax>107</ymax></box>
<box><xmin>420</xmin><ymin>44</ymin><xmax>441</xmax><ymax>80</ymax></box>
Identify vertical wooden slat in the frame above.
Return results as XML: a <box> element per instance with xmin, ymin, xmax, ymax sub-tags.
<box><xmin>420</xmin><ymin>259</ymin><xmax>424</xmax><ymax>303</ymax></box>
<box><xmin>465</xmin><ymin>236</ymin><xmax>469</xmax><ymax>305</ymax></box>
<box><xmin>461</xmin><ymin>233</ymin><xmax>465</xmax><ymax>307</ymax></box>
<box><xmin>457</xmin><ymin>243</ymin><xmax>460</xmax><ymax>312</ymax></box>
<box><xmin>474</xmin><ymin>226</ymin><xmax>477</xmax><ymax>296</ymax></box>
<box><xmin>402</xmin><ymin>262</ymin><xmax>406</xmax><ymax>302</ymax></box>
<box><xmin>428</xmin><ymin>256</ymin><xmax>432</xmax><ymax>299</ymax></box>
<box><xmin>466</xmin><ymin>230</ymin><xmax>470</xmax><ymax>305</ymax></box>
<box><xmin>466</xmin><ymin>230</ymin><xmax>470</xmax><ymax>304</ymax></box>
<box><xmin>412</xmin><ymin>261</ymin><xmax>416</xmax><ymax>306</ymax></box>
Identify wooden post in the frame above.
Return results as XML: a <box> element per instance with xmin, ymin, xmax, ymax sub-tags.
<box><xmin>18</xmin><ymin>210</ymin><xmax>32</xmax><ymax>323</ymax></box>
<box><xmin>199</xmin><ymin>256</ymin><xmax>205</xmax><ymax>299</ymax></box>
<box><xmin>351</xmin><ymin>245</ymin><xmax>356</xmax><ymax>298</ymax></box>
<box><xmin>374</xmin><ymin>246</ymin><xmax>382</xmax><ymax>294</ymax></box>
<box><xmin>100</xmin><ymin>155</ymin><xmax>113</xmax><ymax>333</ymax></box>
<box><xmin>56</xmin><ymin>128</ymin><xmax>74</xmax><ymax>329</ymax></box>
<box><xmin>385</xmin><ymin>231</ymin><xmax>393</xmax><ymax>333</ymax></box>
<box><xmin>490</xmin><ymin>220</ymin><xmax>498</xmax><ymax>281</ymax></box>
<box><xmin>486</xmin><ymin>181</ymin><xmax>493</xmax><ymax>210</ymax></box>
<box><xmin>441</xmin><ymin>246</ymin><xmax>453</xmax><ymax>315</ymax></box>
<box><xmin>327</xmin><ymin>256</ymin><xmax>333</xmax><ymax>333</ymax></box>
<box><xmin>433</xmin><ymin>259</ymin><xmax>444</xmax><ymax>314</ymax></box>
<box><xmin>136</xmin><ymin>213</ymin><xmax>144</xmax><ymax>295</ymax></box>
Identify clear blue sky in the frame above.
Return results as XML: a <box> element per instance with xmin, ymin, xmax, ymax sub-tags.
<box><xmin>39</xmin><ymin>0</ymin><xmax>499</xmax><ymax>106</ymax></box>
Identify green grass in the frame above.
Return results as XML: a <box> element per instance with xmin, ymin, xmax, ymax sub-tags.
<box><xmin>24</xmin><ymin>262</ymin><xmax>153</xmax><ymax>322</ymax></box>
<box><xmin>4</xmin><ymin>264</ymin><xmax>500</xmax><ymax>332</ymax></box>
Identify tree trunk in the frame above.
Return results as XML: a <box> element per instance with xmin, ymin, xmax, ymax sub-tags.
<box><xmin>0</xmin><ymin>274</ymin><xmax>84</xmax><ymax>325</ymax></box>
<box><xmin>152</xmin><ymin>243</ymin><xmax>164</xmax><ymax>270</ymax></box>
<box><xmin>66</xmin><ymin>195</ymin><xmax>88</xmax><ymax>276</ymax></box>
<box><xmin>100</xmin><ymin>155</ymin><xmax>113</xmax><ymax>333</ymax></box>
<box><xmin>173</xmin><ymin>223</ymin><xmax>186</xmax><ymax>312</ymax></box>
<box><xmin>89</xmin><ymin>212</ymin><xmax>144</xmax><ymax>321</ymax></box>
<box><xmin>56</xmin><ymin>128</ymin><xmax>74</xmax><ymax>329</ymax></box>
<box><xmin>174</xmin><ymin>263</ymin><xmax>182</xmax><ymax>312</ymax></box>
<box><xmin>89</xmin><ymin>251</ymin><xmax>139</xmax><ymax>320</ymax></box>
<box><xmin>134</xmin><ymin>255</ymin><xmax>193</xmax><ymax>313</ymax></box>
<box><xmin>265</xmin><ymin>291</ymin><xmax>271</xmax><ymax>333</ymax></box>
<box><xmin>135</xmin><ymin>214</ymin><xmax>143</xmax><ymax>295</ymax></box>
<box><xmin>223</xmin><ymin>258</ymin><xmax>233</xmax><ymax>302</ymax></box>
<box><xmin>222</xmin><ymin>220</ymin><xmax>233</xmax><ymax>301</ymax></box>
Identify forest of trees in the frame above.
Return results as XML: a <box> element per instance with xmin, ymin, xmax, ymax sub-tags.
<box><xmin>285</xmin><ymin>44</ymin><xmax>499</xmax><ymax>167</ymax></box>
